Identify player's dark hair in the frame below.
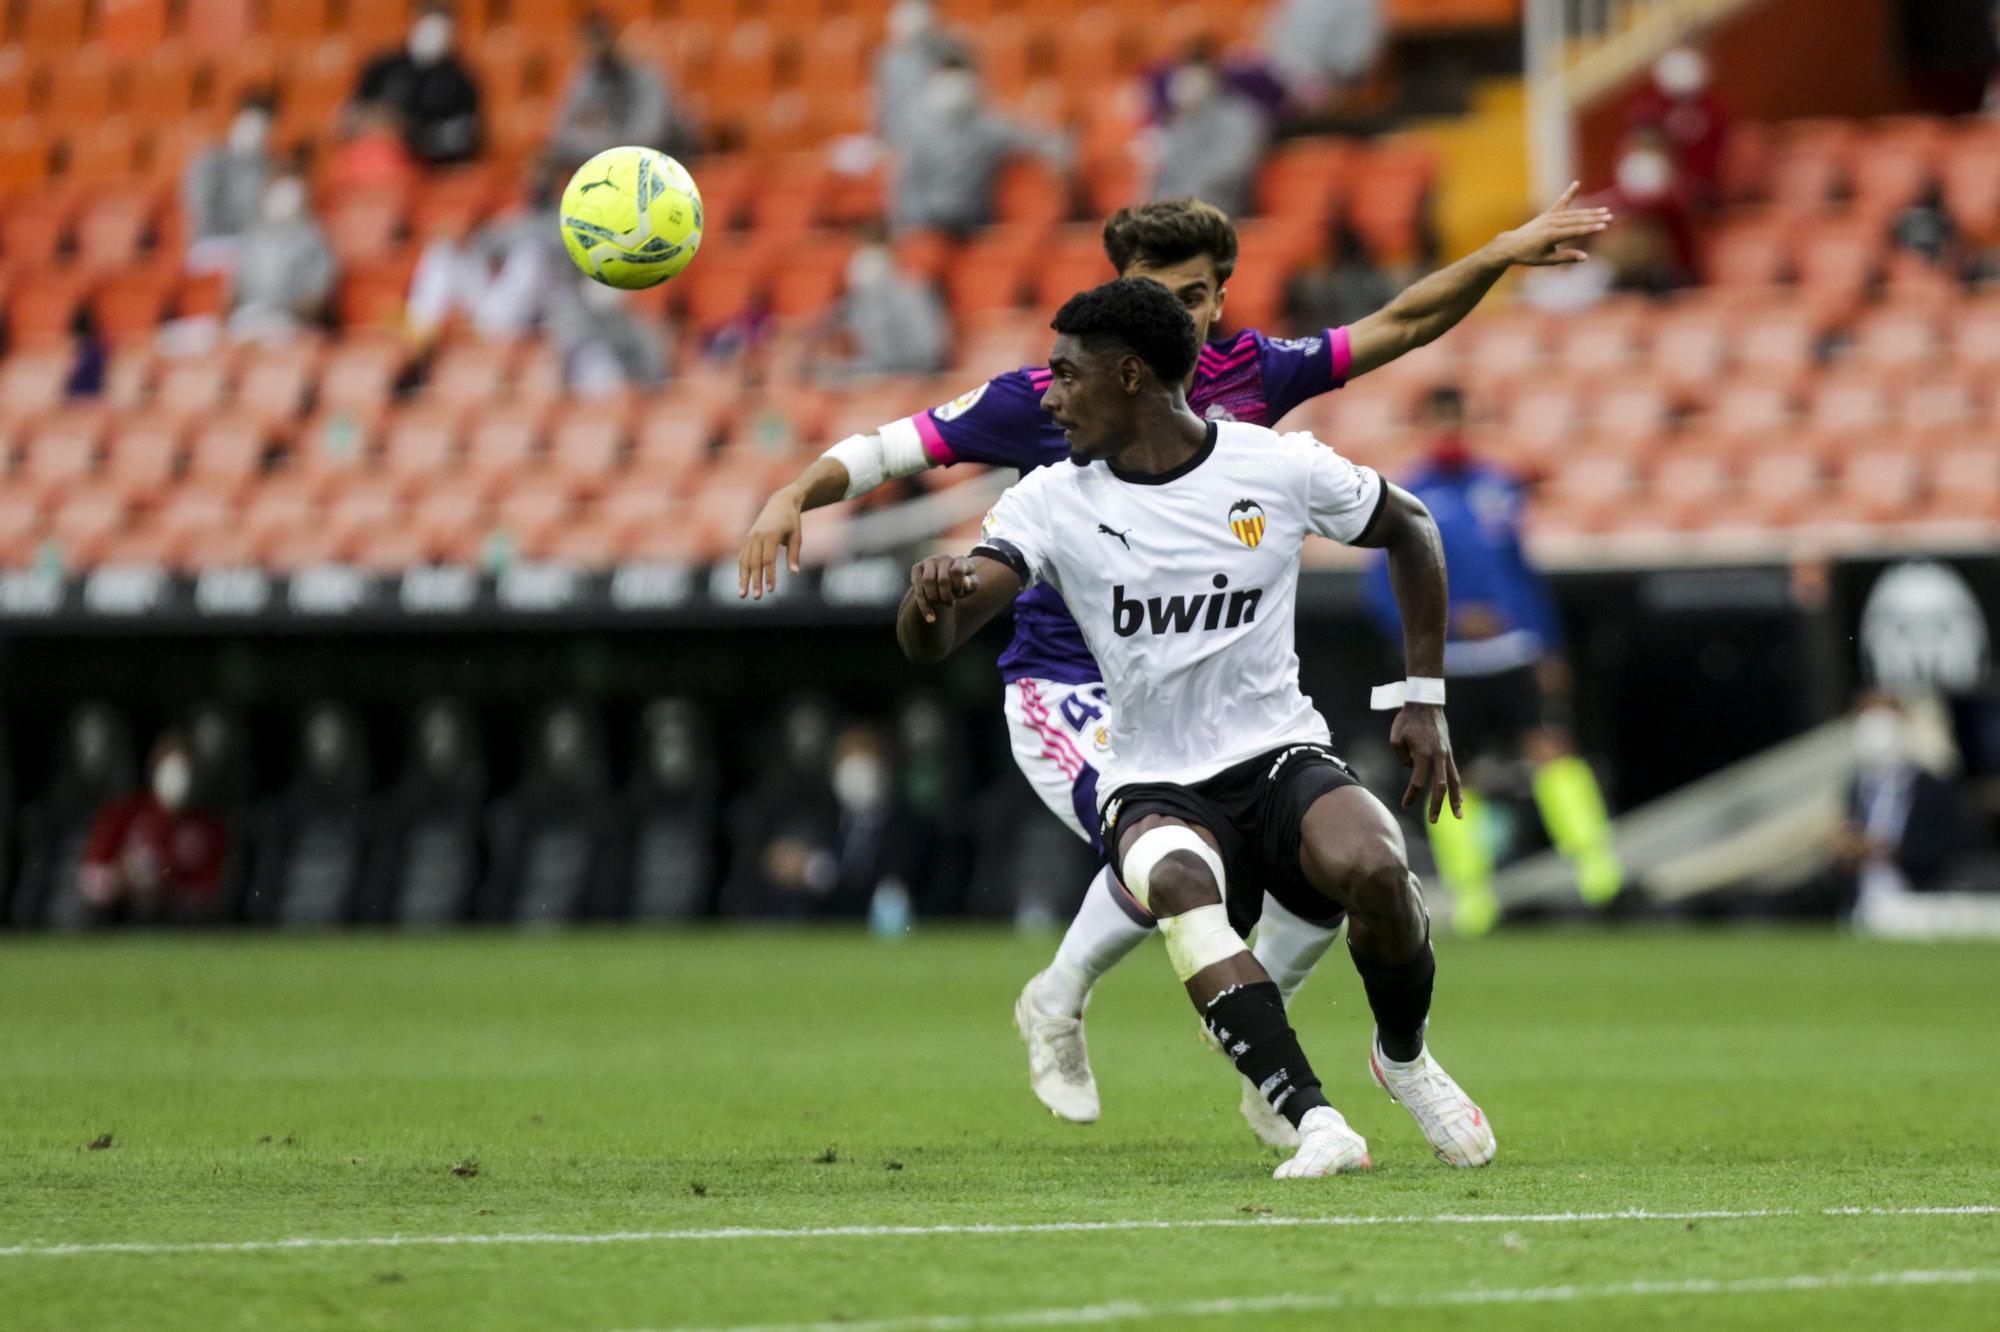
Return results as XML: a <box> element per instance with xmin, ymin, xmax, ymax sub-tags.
<box><xmin>1051</xmin><ymin>277</ymin><xmax>1201</xmax><ymax>385</ymax></box>
<box><xmin>1102</xmin><ymin>199</ymin><xmax>1239</xmax><ymax>285</ymax></box>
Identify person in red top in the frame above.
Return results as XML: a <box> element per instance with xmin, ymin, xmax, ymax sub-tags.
<box><xmin>78</xmin><ymin>731</ymin><xmax>229</xmax><ymax>923</ymax></box>
<box><xmin>1622</xmin><ymin>46</ymin><xmax>1731</xmax><ymax>212</ymax></box>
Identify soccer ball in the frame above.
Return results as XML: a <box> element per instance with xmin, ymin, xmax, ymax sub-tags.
<box><xmin>558</xmin><ymin>146</ymin><xmax>704</xmax><ymax>290</ymax></box>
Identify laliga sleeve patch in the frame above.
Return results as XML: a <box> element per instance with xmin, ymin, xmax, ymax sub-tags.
<box><xmin>933</xmin><ymin>383</ymin><xmax>989</xmax><ymax>422</ymax></box>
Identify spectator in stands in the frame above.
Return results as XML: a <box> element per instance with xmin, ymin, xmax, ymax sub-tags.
<box><xmin>1142</xmin><ymin>40</ymin><xmax>1285</xmax><ymax>132</ymax></box>
<box><xmin>1263</xmin><ymin>0</ymin><xmax>1384</xmax><ymax>111</ymax></box>
<box><xmin>831</xmin><ymin>235</ymin><xmax>949</xmax><ymax>377</ymax></box>
<box><xmin>873</xmin><ymin>0</ymin><xmax>967</xmax><ymax>153</ymax></box>
<box><xmin>1594</xmin><ymin>128</ymin><xmax>1697</xmax><ymax>290</ymax></box>
<box><xmin>229</xmin><ymin>172</ymin><xmax>336</xmax><ymax>343</ymax></box>
<box><xmin>1891</xmin><ymin>184</ymin><xmax>1961</xmax><ymax>275</ymax></box>
<box><xmin>1365</xmin><ymin>386</ymin><xmax>1624</xmax><ymax>934</ymax></box>
<box><xmin>408</xmin><ymin>158</ymin><xmax>566</xmax><ymax>343</ymax></box>
<box><xmin>1622</xmin><ymin>46</ymin><xmax>1731</xmax><ymax>212</ymax></box>
<box><xmin>1285</xmin><ymin>225</ymin><xmax>1396</xmax><ymax>336</ymax></box>
<box><xmin>1837</xmin><ymin>689</ymin><xmax>1994</xmax><ymax>937</ymax></box>
<box><xmin>889</xmin><ymin>49</ymin><xmax>1066</xmax><ymax>236</ymax></box>
<box><xmin>350</xmin><ymin>1</ymin><xmax>481</xmax><ymax>167</ymax></box>
<box><xmin>1146</xmin><ymin>50</ymin><xmax>1270</xmax><ymax>220</ymax></box>
<box><xmin>551</xmin><ymin>278</ymin><xmax>670</xmax><ymax>396</ymax></box>
<box><xmin>551</xmin><ymin>12</ymin><xmax>686</xmax><ymax>167</ymax></box>
<box><xmin>183</xmin><ymin>92</ymin><xmax>276</xmax><ymax>276</ymax></box>
<box><xmin>77</xmin><ymin>730</ymin><xmax>229</xmax><ymax>924</ymax></box>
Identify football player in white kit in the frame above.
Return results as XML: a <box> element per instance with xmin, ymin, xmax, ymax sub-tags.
<box><xmin>898</xmin><ymin>279</ymin><xmax>1494</xmax><ymax>1176</ymax></box>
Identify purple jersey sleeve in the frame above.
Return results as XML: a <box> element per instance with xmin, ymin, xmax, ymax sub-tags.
<box><xmin>1255</xmin><ymin>326</ymin><xmax>1353</xmax><ymax>421</ymax></box>
<box><xmin>883</xmin><ymin>368</ymin><xmax>1065</xmax><ymax>471</ymax></box>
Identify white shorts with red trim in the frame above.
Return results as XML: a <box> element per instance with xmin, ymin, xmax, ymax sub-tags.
<box><xmin>1002</xmin><ymin>678</ymin><xmax>1117</xmax><ymax>849</ymax></box>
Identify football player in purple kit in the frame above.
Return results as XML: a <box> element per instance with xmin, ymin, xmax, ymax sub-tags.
<box><xmin>737</xmin><ymin>188</ymin><xmax>1609</xmax><ymax>1146</ymax></box>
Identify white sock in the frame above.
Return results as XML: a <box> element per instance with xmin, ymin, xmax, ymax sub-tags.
<box><xmin>1252</xmin><ymin>893</ymin><xmax>1342</xmax><ymax>1007</ymax></box>
<box><xmin>1038</xmin><ymin>864</ymin><xmax>1154</xmax><ymax>1016</ymax></box>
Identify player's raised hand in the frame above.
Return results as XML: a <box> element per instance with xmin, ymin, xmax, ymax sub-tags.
<box><xmin>908</xmin><ymin>555</ymin><xmax>981</xmax><ymax>623</ymax></box>
<box><xmin>738</xmin><ymin>490</ymin><xmax>805</xmax><ymax>600</ymax></box>
<box><xmin>1488</xmin><ymin>183</ymin><xmax>1613</xmax><ymax>267</ymax></box>
<box><xmin>1390</xmin><ymin>704</ymin><xmax>1464</xmax><ymax>824</ymax></box>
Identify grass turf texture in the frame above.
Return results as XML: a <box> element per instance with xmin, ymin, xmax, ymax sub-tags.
<box><xmin>1</xmin><ymin>929</ymin><xmax>1995</xmax><ymax>1331</ymax></box>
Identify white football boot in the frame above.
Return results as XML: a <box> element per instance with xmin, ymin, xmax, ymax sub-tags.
<box><xmin>1368</xmin><ymin>1033</ymin><xmax>1496</xmax><ymax>1167</ymax></box>
<box><xmin>1272</xmin><ymin>1105</ymin><xmax>1371</xmax><ymax>1179</ymax></box>
<box><xmin>1013</xmin><ymin>972</ymin><xmax>1100</xmax><ymax>1123</ymax></box>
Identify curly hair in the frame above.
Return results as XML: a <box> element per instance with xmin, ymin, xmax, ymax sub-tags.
<box><xmin>1101</xmin><ymin>199</ymin><xmax>1239</xmax><ymax>284</ymax></box>
<box><xmin>1050</xmin><ymin>277</ymin><xmax>1201</xmax><ymax>385</ymax></box>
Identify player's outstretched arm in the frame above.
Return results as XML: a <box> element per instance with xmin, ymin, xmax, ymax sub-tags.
<box><xmin>737</xmin><ymin>455</ymin><xmax>854</xmax><ymax>601</ymax></box>
<box><xmin>1352</xmin><ymin>483</ymin><xmax>1463</xmax><ymax>823</ymax></box>
<box><xmin>896</xmin><ymin>554</ymin><xmax>1023</xmax><ymax>665</ymax></box>
<box><xmin>1344</xmin><ymin>183</ymin><xmax>1612</xmax><ymax>380</ymax></box>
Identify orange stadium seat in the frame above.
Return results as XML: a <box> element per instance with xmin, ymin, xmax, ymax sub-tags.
<box><xmin>381</xmin><ymin>409</ymin><xmax>465</xmax><ymax>484</ymax></box>
<box><xmin>104</xmin><ymin>414</ymin><xmax>186</xmax><ymax>496</ymax></box>
<box><xmin>0</xmin><ymin>349</ymin><xmax>70</xmax><ymax>422</ymax></box>
<box><xmin>1949</xmin><ymin>294</ymin><xmax>2000</xmax><ymax>372</ymax></box>
<box><xmin>1895</xmin><ymin>372</ymin><xmax>1975</xmax><ymax>438</ymax></box>
<box><xmin>74</xmin><ymin>194</ymin><xmax>154</xmax><ymax>273</ymax></box>
<box><xmin>1544</xmin><ymin>455</ymin><xmax>1636</xmax><ymax>532</ymax></box>
<box><xmin>174</xmin><ymin>524</ymin><xmax>262</xmax><ymax>569</ymax></box>
<box><xmin>0</xmin><ymin>50</ymin><xmax>28</xmax><ymax>121</ymax></box>
<box><xmin>5</xmin><ymin>272</ymin><xmax>88</xmax><ymax>348</ymax></box>
<box><xmin>0</xmin><ymin>490</ymin><xmax>44</xmax><ymax>564</ymax></box>
<box><xmin>1941</xmin><ymin>125</ymin><xmax>2000</xmax><ymax>242</ymax></box>
<box><xmin>1650</xmin><ymin>453</ymin><xmax>1734</xmax><ymax>528</ymax></box>
<box><xmin>598</xmin><ymin>486</ymin><xmax>678</xmax><ymax>552</ymax></box>
<box><xmin>97</xmin><ymin>0</ymin><xmax>168</xmax><ymax>53</ymax></box>
<box><xmin>324</xmin><ymin>477</ymin><xmax>406</xmax><ymax>552</ymax></box>
<box><xmin>463</xmin><ymin>412</ymin><xmax>544</xmax><ymax>490</ymax></box>
<box><xmin>1793</xmin><ymin>219</ymin><xmax>1882</xmax><ymax>306</ymax></box>
<box><xmin>680</xmin><ymin>246</ymin><xmax>771</xmax><ymax>330</ymax></box>
<box><xmin>126</xmin><ymin>44</ymin><xmax>199</xmax><ymax>125</ymax></box>
<box><xmin>544</xmin><ymin>520</ymin><xmax>621</xmax><ymax>571</ymax></box>
<box><xmin>349</xmin><ymin>523</ymin><xmax>433</xmax><ymax>572</ymax></box>
<box><xmin>946</xmin><ymin>225</ymin><xmax>1041</xmax><ymax>318</ymax></box>
<box><xmin>1032</xmin><ymin>225</ymin><xmax>1117</xmax><ymax>314</ymax></box>
<box><xmin>48</xmin><ymin>491</ymin><xmax>130</xmax><ymax>566</ymax></box>
<box><xmin>769</xmin><ymin>233</ymin><xmax>853</xmax><ymax>317</ymax></box>
<box><xmin>1705</xmin><ymin>379</ymin><xmax>1797</xmax><ymax>453</ymax></box>
<box><xmin>1732</xmin><ymin>303</ymin><xmax>1819</xmax><ymax>382</ymax></box>
<box><xmin>346</xmin><ymin>0</ymin><xmax>414</xmax><ymax>49</ymax></box>
<box><xmin>1927</xmin><ymin>446</ymin><xmax>2000</xmax><ymax>521</ymax></box>
<box><xmin>155</xmin><ymin>487</ymin><xmax>232</xmax><ymax>550</ymax></box>
<box><xmin>1834</xmin><ymin>448</ymin><xmax>1922</xmax><ymax>524</ymax></box>
<box><xmin>1805</xmin><ymin>375</ymin><xmax>1890</xmax><ymax>439</ymax></box>
<box><xmin>235</xmin><ymin>348</ymin><xmax>321</xmax><ymax>424</ymax></box>
<box><xmin>318</xmin><ymin>339</ymin><xmax>407</xmax><ymax>414</ymax></box>
<box><xmin>184</xmin><ymin>413</ymin><xmax>271</xmax><ymax>495</ymax></box>
<box><xmin>974</xmin><ymin>17</ymin><xmax>1033</xmax><ymax>100</ymax></box>
<box><xmin>1739</xmin><ymin>449</ymin><xmax>1825</xmax><ymax>525</ymax></box>
<box><xmin>1460</xmin><ymin>311</ymin><xmax>1545</xmax><ymax>393</ymax></box>
<box><xmin>101</xmin><ymin>347</ymin><xmax>156</xmax><ymax>412</ymax></box>
<box><xmin>491</xmin><ymin>478</ymin><xmax>578</xmax><ymax>556</ymax></box>
<box><xmin>410</xmin><ymin>487</ymin><xmax>487</xmax><ymax>563</ymax></box>
<box><xmin>20</xmin><ymin>410</ymin><xmax>107</xmax><ymax>495</ymax></box>
<box><xmin>1766</xmin><ymin>119</ymin><xmax>1854</xmax><ymax>216</ymax></box>
<box><xmin>324</xmin><ymin>192</ymin><xmax>408</xmax><ymax>267</ymax></box>
<box><xmin>91</xmin><ymin>275</ymin><xmax>176</xmax><ymax>346</ymax></box>
<box><xmin>1850</xmin><ymin>304</ymin><xmax>1942</xmax><ymax>372</ymax></box>
<box><xmin>995</xmin><ymin>156</ymin><xmax>1071</xmax><ymax>230</ymax></box>
<box><xmin>154</xmin><ymin>355</ymin><xmax>234</xmax><ymax>422</ymax></box>
<box><xmin>0</xmin><ymin>119</ymin><xmax>52</xmax><ymax>195</ymax></box>
<box><xmin>17</xmin><ymin>0</ymin><xmax>89</xmax><ymax>55</ymax></box>
<box><xmin>427</xmin><ymin>344</ymin><xmax>515</xmax><ymax>412</ymax></box>
<box><xmin>45</xmin><ymin>47</ymin><xmax>117</xmax><ymax>126</ymax></box>
<box><xmin>182</xmin><ymin>0</ymin><xmax>256</xmax><ymax>48</ymax></box>
<box><xmin>1702</xmin><ymin>212</ymin><xmax>1791</xmax><ymax>287</ymax></box>
<box><xmin>1849</xmin><ymin>120</ymin><xmax>1940</xmax><ymax>222</ymax></box>
<box><xmin>1551</xmin><ymin>299</ymin><xmax>1645</xmax><ymax>380</ymax></box>
<box><xmin>550</xmin><ymin>406</ymin><xmax>631</xmax><ymax>488</ymax></box>
<box><xmin>1592</xmin><ymin>379</ymin><xmax>1673</xmax><ymax>453</ymax></box>
<box><xmin>1499</xmin><ymin>381</ymin><xmax>1580</xmax><ymax>453</ymax></box>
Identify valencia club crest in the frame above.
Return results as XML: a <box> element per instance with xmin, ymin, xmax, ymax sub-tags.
<box><xmin>1228</xmin><ymin>499</ymin><xmax>1266</xmax><ymax>549</ymax></box>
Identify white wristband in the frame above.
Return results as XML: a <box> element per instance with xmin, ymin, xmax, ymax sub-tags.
<box><xmin>1370</xmin><ymin>677</ymin><xmax>1446</xmax><ymax>711</ymax></box>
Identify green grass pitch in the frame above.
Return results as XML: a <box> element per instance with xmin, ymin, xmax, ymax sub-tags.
<box><xmin>1</xmin><ymin>928</ymin><xmax>1996</xmax><ymax>1330</ymax></box>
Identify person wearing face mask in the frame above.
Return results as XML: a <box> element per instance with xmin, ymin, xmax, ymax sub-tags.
<box><xmin>183</xmin><ymin>92</ymin><xmax>276</xmax><ymax>275</ymax></box>
<box><xmin>1836</xmin><ymin>690</ymin><xmax>1991</xmax><ymax>936</ymax></box>
<box><xmin>873</xmin><ymin>0</ymin><xmax>968</xmax><ymax>154</ymax></box>
<box><xmin>832</xmin><ymin>235</ymin><xmax>949</xmax><ymax>378</ymax></box>
<box><xmin>744</xmin><ymin>725</ymin><xmax>914</xmax><ymax>924</ymax></box>
<box><xmin>550</xmin><ymin>12</ymin><xmax>683</xmax><ymax>166</ymax></box>
<box><xmin>1148</xmin><ymin>51</ymin><xmax>1270</xmax><ymax>222</ymax></box>
<box><xmin>1622</xmin><ymin>46</ymin><xmax>1730</xmax><ymax>211</ymax></box>
<box><xmin>889</xmin><ymin>50</ymin><xmax>1068</xmax><ymax>237</ymax></box>
<box><xmin>550</xmin><ymin>275</ymin><xmax>670</xmax><ymax>396</ymax></box>
<box><xmin>350</xmin><ymin>2</ymin><xmax>481</xmax><ymax>166</ymax></box>
<box><xmin>1364</xmin><ymin>386</ymin><xmax>1623</xmax><ymax>934</ymax></box>
<box><xmin>228</xmin><ymin>171</ymin><xmax>336</xmax><ymax>344</ymax></box>
<box><xmin>78</xmin><ymin>731</ymin><xmax>229</xmax><ymax>924</ymax></box>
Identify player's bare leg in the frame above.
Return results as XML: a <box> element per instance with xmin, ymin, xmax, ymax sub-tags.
<box><xmin>1119</xmin><ymin>814</ymin><xmax>1368</xmax><ymax>1179</ymax></box>
<box><xmin>1299</xmin><ymin>785</ymin><xmax>1496</xmax><ymax>1167</ymax></box>
<box><xmin>1015</xmin><ymin>865</ymin><xmax>1152</xmax><ymax>1122</ymax></box>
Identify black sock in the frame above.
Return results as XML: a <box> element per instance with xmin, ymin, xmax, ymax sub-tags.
<box><xmin>1202</xmin><ymin>980</ymin><xmax>1330</xmax><ymax>1128</ymax></box>
<box><xmin>1351</xmin><ymin>935</ymin><xmax>1435</xmax><ymax>1063</ymax></box>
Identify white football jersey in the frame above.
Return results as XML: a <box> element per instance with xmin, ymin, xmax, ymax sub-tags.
<box><xmin>973</xmin><ymin>419</ymin><xmax>1384</xmax><ymax>798</ymax></box>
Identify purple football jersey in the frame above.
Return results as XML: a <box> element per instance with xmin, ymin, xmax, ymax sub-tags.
<box><xmin>888</xmin><ymin>326</ymin><xmax>1353</xmax><ymax>685</ymax></box>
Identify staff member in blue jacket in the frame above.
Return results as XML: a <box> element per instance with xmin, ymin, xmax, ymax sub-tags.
<box><xmin>1366</xmin><ymin>385</ymin><xmax>1622</xmax><ymax>932</ymax></box>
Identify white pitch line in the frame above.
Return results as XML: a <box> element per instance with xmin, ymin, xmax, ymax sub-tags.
<box><xmin>633</xmin><ymin>1268</ymin><xmax>2000</xmax><ymax>1332</ymax></box>
<box><xmin>0</xmin><ymin>1205</ymin><xmax>1991</xmax><ymax>1260</ymax></box>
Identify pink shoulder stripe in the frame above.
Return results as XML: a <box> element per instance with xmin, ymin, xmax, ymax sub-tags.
<box><xmin>910</xmin><ymin>413</ymin><xmax>958</xmax><ymax>465</ymax></box>
<box><xmin>1329</xmin><ymin>325</ymin><xmax>1353</xmax><ymax>383</ymax></box>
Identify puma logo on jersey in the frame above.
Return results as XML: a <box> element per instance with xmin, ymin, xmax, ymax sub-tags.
<box><xmin>1112</xmin><ymin>575</ymin><xmax>1262</xmax><ymax>638</ymax></box>
<box><xmin>1096</xmin><ymin>523</ymin><xmax>1132</xmax><ymax>549</ymax></box>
